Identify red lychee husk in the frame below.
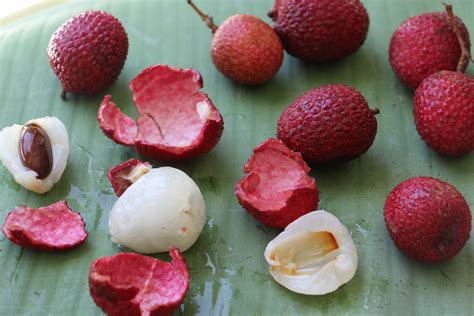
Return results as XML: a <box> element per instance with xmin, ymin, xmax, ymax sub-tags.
<box><xmin>98</xmin><ymin>65</ymin><xmax>224</xmax><ymax>161</ymax></box>
<box><xmin>47</xmin><ymin>10</ymin><xmax>128</xmax><ymax>99</ymax></box>
<box><xmin>235</xmin><ymin>138</ymin><xmax>318</xmax><ymax>228</ymax></box>
<box><xmin>389</xmin><ymin>11</ymin><xmax>470</xmax><ymax>90</ymax></box>
<box><xmin>414</xmin><ymin>71</ymin><xmax>473</xmax><ymax>156</ymax></box>
<box><xmin>268</xmin><ymin>0</ymin><xmax>369</xmax><ymax>62</ymax></box>
<box><xmin>277</xmin><ymin>84</ymin><xmax>378</xmax><ymax>165</ymax></box>
<box><xmin>2</xmin><ymin>201</ymin><xmax>87</xmax><ymax>251</ymax></box>
<box><xmin>108</xmin><ymin>158</ymin><xmax>152</xmax><ymax>197</ymax></box>
<box><xmin>384</xmin><ymin>177</ymin><xmax>471</xmax><ymax>263</ymax></box>
<box><xmin>187</xmin><ymin>0</ymin><xmax>283</xmax><ymax>85</ymax></box>
<box><xmin>89</xmin><ymin>248</ymin><xmax>189</xmax><ymax>316</ymax></box>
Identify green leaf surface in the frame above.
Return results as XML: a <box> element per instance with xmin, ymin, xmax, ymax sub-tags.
<box><xmin>0</xmin><ymin>0</ymin><xmax>473</xmax><ymax>315</ymax></box>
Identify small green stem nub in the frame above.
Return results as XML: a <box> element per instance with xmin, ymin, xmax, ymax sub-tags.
<box><xmin>61</xmin><ymin>90</ymin><xmax>67</xmax><ymax>100</ymax></box>
<box><xmin>371</xmin><ymin>108</ymin><xmax>380</xmax><ymax>115</ymax></box>
<box><xmin>443</xmin><ymin>3</ymin><xmax>472</xmax><ymax>72</ymax></box>
<box><xmin>187</xmin><ymin>0</ymin><xmax>218</xmax><ymax>33</ymax></box>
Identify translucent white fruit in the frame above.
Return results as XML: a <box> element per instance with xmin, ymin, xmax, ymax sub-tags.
<box><xmin>0</xmin><ymin>116</ymin><xmax>69</xmax><ymax>193</ymax></box>
<box><xmin>264</xmin><ymin>210</ymin><xmax>358</xmax><ymax>295</ymax></box>
<box><xmin>109</xmin><ymin>167</ymin><xmax>206</xmax><ymax>254</ymax></box>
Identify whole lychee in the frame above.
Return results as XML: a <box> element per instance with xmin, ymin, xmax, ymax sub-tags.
<box><xmin>384</xmin><ymin>177</ymin><xmax>471</xmax><ymax>263</ymax></box>
<box><xmin>47</xmin><ymin>11</ymin><xmax>128</xmax><ymax>99</ymax></box>
<box><xmin>414</xmin><ymin>71</ymin><xmax>473</xmax><ymax>156</ymax></box>
<box><xmin>389</xmin><ymin>8</ymin><xmax>470</xmax><ymax>90</ymax></box>
<box><xmin>187</xmin><ymin>0</ymin><xmax>283</xmax><ymax>85</ymax></box>
<box><xmin>277</xmin><ymin>84</ymin><xmax>378</xmax><ymax>165</ymax></box>
<box><xmin>268</xmin><ymin>0</ymin><xmax>369</xmax><ymax>62</ymax></box>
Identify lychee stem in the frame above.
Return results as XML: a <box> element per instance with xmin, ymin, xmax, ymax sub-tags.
<box><xmin>187</xmin><ymin>0</ymin><xmax>218</xmax><ymax>33</ymax></box>
<box><xmin>443</xmin><ymin>3</ymin><xmax>472</xmax><ymax>72</ymax></box>
<box><xmin>61</xmin><ymin>90</ymin><xmax>67</xmax><ymax>100</ymax></box>
<box><xmin>371</xmin><ymin>108</ymin><xmax>380</xmax><ymax>115</ymax></box>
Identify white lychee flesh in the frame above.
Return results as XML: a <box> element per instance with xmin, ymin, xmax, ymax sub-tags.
<box><xmin>264</xmin><ymin>210</ymin><xmax>358</xmax><ymax>295</ymax></box>
<box><xmin>108</xmin><ymin>167</ymin><xmax>206</xmax><ymax>253</ymax></box>
<box><xmin>0</xmin><ymin>116</ymin><xmax>69</xmax><ymax>193</ymax></box>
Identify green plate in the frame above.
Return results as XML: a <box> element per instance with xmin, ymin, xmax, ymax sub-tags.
<box><xmin>0</xmin><ymin>0</ymin><xmax>473</xmax><ymax>315</ymax></box>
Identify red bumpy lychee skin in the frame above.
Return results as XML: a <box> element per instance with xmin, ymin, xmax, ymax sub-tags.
<box><xmin>187</xmin><ymin>0</ymin><xmax>283</xmax><ymax>85</ymax></box>
<box><xmin>98</xmin><ymin>65</ymin><xmax>224</xmax><ymax>161</ymax></box>
<box><xmin>384</xmin><ymin>177</ymin><xmax>471</xmax><ymax>263</ymax></box>
<box><xmin>389</xmin><ymin>12</ymin><xmax>470</xmax><ymax>90</ymax></box>
<box><xmin>89</xmin><ymin>248</ymin><xmax>189</xmax><ymax>316</ymax></box>
<box><xmin>235</xmin><ymin>138</ymin><xmax>318</xmax><ymax>228</ymax></box>
<box><xmin>277</xmin><ymin>84</ymin><xmax>378</xmax><ymax>165</ymax></box>
<box><xmin>268</xmin><ymin>0</ymin><xmax>369</xmax><ymax>62</ymax></box>
<box><xmin>47</xmin><ymin>10</ymin><xmax>128</xmax><ymax>99</ymax></box>
<box><xmin>414</xmin><ymin>71</ymin><xmax>474</xmax><ymax>156</ymax></box>
<box><xmin>211</xmin><ymin>14</ymin><xmax>284</xmax><ymax>85</ymax></box>
<box><xmin>2</xmin><ymin>201</ymin><xmax>88</xmax><ymax>251</ymax></box>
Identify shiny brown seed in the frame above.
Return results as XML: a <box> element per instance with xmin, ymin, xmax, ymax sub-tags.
<box><xmin>19</xmin><ymin>124</ymin><xmax>53</xmax><ymax>179</ymax></box>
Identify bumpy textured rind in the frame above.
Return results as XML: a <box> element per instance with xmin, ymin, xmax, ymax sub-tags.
<box><xmin>384</xmin><ymin>177</ymin><xmax>471</xmax><ymax>263</ymax></box>
<box><xmin>108</xmin><ymin>158</ymin><xmax>152</xmax><ymax>196</ymax></box>
<box><xmin>389</xmin><ymin>12</ymin><xmax>470</xmax><ymax>90</ymax></box>
<box><xmin>269</xmin><ymin>0</ymin><xmax>369</xmax><ymax>62</ymax></box>
<box><xmin>235</xmin><ymin>138</ymin><xmax>318</xmax><ymax>228</ymax></box>
<box><xmin>47</xmin><ymin>10</ymin><xmax>128</xmax><ymax>96</ymax></box>
<box><xmin>414</xmin><ymin>71</ymin><xmax>474</xmax><ymax>156</ymax></box>
<box><xmin>211</xmin><ymin>14</ymin><xmax>283</xmax><ymax>85</ymax></box>
<box><xmin>89</xmin><ymin>248</ymin><xmax>189</xmax><ymax>316</ymax></box>
<box><xmin>212</xmin><ymin>14</ymin><xmax>283</xmax><ymax>85</ymax></box>
<box><xmin>277</xmin><ymin>84</ymin><xmax>377</xmax><ymax>165</ymax></box>
<box><xmin>2</xmin><ymin>201</ymin><xmax>87</xmax><ymax>251</ymax></box>
<box><xmin>97</xmin><ymin>65</ymin><xmax>224</xmax><ymax>160</ymax></box>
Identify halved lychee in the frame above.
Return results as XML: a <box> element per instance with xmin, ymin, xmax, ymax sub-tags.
<box><xmin>235</xmin><ymin>138</ymin><xmax>318</xmax><ymax>228</ymax></box>
<box><xmin>98</xmin><ymin>65</ymin><xmax>224</xmax><ymax>161</ymax></box>
<box><xmin>89</xmin><ymin>248</ymin><xmax>189</xmax><ymax>316</ymax></box>
<box><xmin>2</xmin><ymin>200</ymin><xmax>87</xmax><ymax>251</ymax></box>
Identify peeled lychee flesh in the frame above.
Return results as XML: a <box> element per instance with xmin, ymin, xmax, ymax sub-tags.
<box><xmin>384</xmin><ymin>177</ymin><xmax>471</xmax><ymax>263</ymax></box>
<box><xmin>47</xmin><ymin>10</ymin><xmax>128</xmax><ymax>98</ymax></box>
<box><xmin>268</xmin><ymin>0</ymin><xmax>369</xmax><ymax>62</ymax></box>
<box><xmin>389</xmin><ymin>12</ymin><xmax>470</xmax><ymax>90</ymax></box>
<box><xmin>277</xmin><ymin>84</ymin><xmax>378</xmax><ymax>165</ymax></box>
<box><xmin>98</xmin><ymin>64</ymin><xmax>224</xmax><ymax>161</ymax></box>
<box><xmin>235</xmin><ymin>138</ymin><xmax>318</xmax><ymax>228</ymax></box>
<box><xmin>2</xmin><ymin>201</ymin><xmax>87</xmax><ymax>251</ymax></box>
<box><xmin>89</xmin><ymin>248</ymin><xmax>189</xmax><ymax>316</ymax></box>
<box><xmin>414</xmin><ymin>71</ymin><xmax>474</xmax><ymax>156</ymax></box>
<box><xmin>108</xmin><ymin>158</ymin><xmax>152</xmax><ymax>196</ymax></box>
<box><xmin>211</xmin><ymin>14</ymin><xmax>284</xmax><ymax>84</ymax></box>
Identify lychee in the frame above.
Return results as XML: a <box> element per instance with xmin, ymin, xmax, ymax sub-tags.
<box><xmin>47</xmin><ymin>10</ymin><xmax>128</xmax><ymax>99</ymax></box>
<box><xmin>277</xmin><ymin>84</ymin><xmax>378</xmax><ymax>165</ymax></box>
<box><xmin>187</xmin><ymin>0</ymin><xmax>283</xmax><ymax>85</ymax></box>
<box><xmin>413</xmin><ymin>5</ymin><xmax>473</xmax><ymax>156</ymax></box>
<box><xmin>384</xmin><ymin>177</ymin><xmax>471</xmax><ymax>263</ymax></box>
<box><xmin>389</xmin><ymin>6</ymin><xmax>470</xmax><ymax>90</ymax></box>
<box><xmin>268</xmin><ymin>0</ymin><xmax>369</xmax><ymax>62</ymax></box>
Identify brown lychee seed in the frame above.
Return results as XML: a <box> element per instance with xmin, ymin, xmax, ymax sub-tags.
<box><xmin>47</xmin><ymin>10</ymin><xmax>128</xmax><ymax>99</ymax></box>
<box><xmin>187</xmin><ymin>0</ymin><xmax>283</xmax><ymax>85</ymax></box>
